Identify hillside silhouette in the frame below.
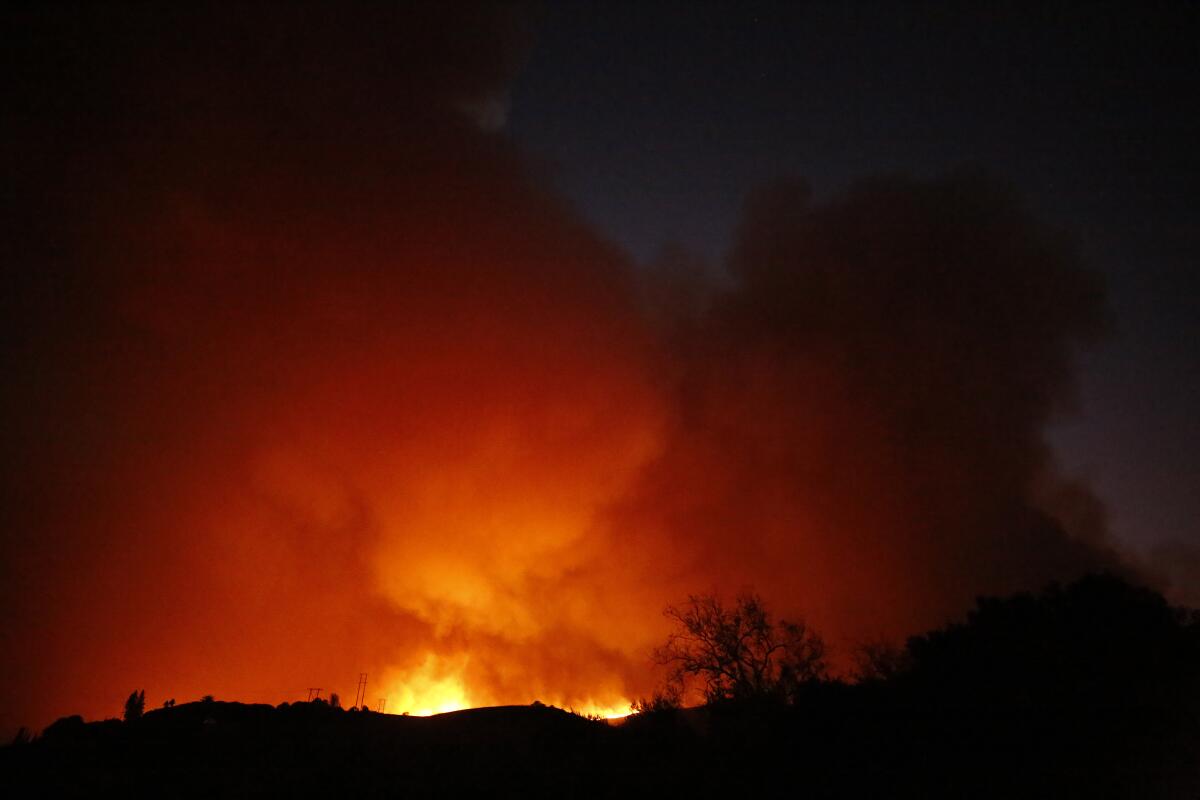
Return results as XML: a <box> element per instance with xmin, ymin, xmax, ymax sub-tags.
<box><xmin>4</xmin><ymin>574</ymin><xmax>1198</xmax><ymax>798</ymax></box>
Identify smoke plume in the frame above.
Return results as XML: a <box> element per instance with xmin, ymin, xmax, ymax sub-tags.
<box><xmin>613</xmin><ymin>174</ymin><xmax>1120</xmax><ymax>648</ymax></box>
<box><xmin>2</xmin><ymin>4</ymin><xmax>1124</xmax><ymax>734</ymax></box>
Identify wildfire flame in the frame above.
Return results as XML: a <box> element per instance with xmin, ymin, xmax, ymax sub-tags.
<box><xmin>383</xmin><ymin>654</ymin><xmax>472</xmax><ymax>717</ymax></box>
<box><xmin>380</xmin><ymin>652</ymin><xmax>631</xmax><ymax>719</ymax></box>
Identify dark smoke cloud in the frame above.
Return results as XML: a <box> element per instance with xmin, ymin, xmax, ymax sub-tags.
<box><xmin>612</xmin><ymin>172</ymin><xmax>1124</xmax><ymax>648</ymax></box>
<box><xmin>2</xmin><ymin>3</ymin><xmax>1132</xmax><ymax>735</ymax></box>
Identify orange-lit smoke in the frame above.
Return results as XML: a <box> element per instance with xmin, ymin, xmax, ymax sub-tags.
<box><xmin>2</xmin><ymin>4</ymin><xmax>1125</xmax><ymax>735</ymax></box>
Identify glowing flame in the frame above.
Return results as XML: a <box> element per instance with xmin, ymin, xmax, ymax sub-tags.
<box><xmin>572</xmin><ymin>701</ymin><xmax>632</xmax><ymax>720</ymax></box>
<box><xmin>382</xmin><ymin>653</ymin><xmax>473</xmax><ymax>716</ymax></box>
<box><xmin>378</xmin><ymin>651</ymin><xmax>633</xmax><ymax>719</ymax></box>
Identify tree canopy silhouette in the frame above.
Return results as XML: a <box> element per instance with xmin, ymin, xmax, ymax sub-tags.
<box><xmin>123</xmin><ymin>690</ymin><xmax>144</xmax><ymax>722</ymax></box>
<box><xmin>653</xmin><ymin>591</ymin><xmax>826</xmax><ymax>704</ymax></box>
<box><xmin>904</xmin><ymin>573</ymin><xmax>1200</xmax><ymax>710</ymax></box>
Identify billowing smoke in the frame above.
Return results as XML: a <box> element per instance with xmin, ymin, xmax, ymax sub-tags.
<box><xmin>2</xmin><ymin>4</ymin><xmax>1124</xmax><ymax>735</ymax></box>
<box><xmin>612</xmin><ymin>174</ymin><xmax>1121</xmax><ymax>650</ymax></box>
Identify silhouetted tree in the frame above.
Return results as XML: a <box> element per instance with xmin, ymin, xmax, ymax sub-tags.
<box><xmin>905</xmin><ymin>573</ymin><xmax>1200</xmax><ymax>709</ymax></box>
<box><xmin>329</xmin><ymin>693</ymin><xmax>342</xmax><ymax>709</ymax></box>
<box><xmin>123</xmin><ymin>690</ymin><xmax>145</xmax><ymax>722</ymax></box>
<box><xmin>654</xmin><ymin>591</ymin><xmax>826</xmax><ymax>704</ymax></box>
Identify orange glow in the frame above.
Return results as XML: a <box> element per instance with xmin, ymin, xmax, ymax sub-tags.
<box><xmin>575</xmin><ymin>703</ymin><xmax>633</xmax><ymax>721</ymax></box>
<box><xmin>382</xmin><ymin>654</ymin><xmax>472</xmax><ymax>716</ymax></box>
<box><xmin>2</xmin><ymin>2</ymin><xmax>1115</xmax><ymax>740</ymax></box>
<box><xmin>3</xmin><ymin>158</ymin><xmax>1114</xmax><ymax>737</ymax></box>
<box><xmin>379</xmin><ymin>653</ymin><xmax>632</xmax><ymax>719</ymax></box>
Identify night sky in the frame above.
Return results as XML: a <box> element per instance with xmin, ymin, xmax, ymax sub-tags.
<box><xmin>2</xmin><ymin>1</ymin><xmax>1198</xmax><ymax>738</ymax></box>
<box><xmin>508</xmin><ymin>1</ymin><xmax>1200</xmax><ymax>568</ymax></box>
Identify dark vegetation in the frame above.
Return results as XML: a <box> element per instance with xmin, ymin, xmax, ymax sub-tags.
<box><xmin>123</xmin><ymin>690</ymin><xmax>145</xmax><ymax>722</ymax></box>
<box><xmin>651</xmin><ymin>590</ymin><xmax>828</xmax><ymax>704</ymax></box>
<box><xmin>4</xmin><ymin>574</ymin><xmax>1198</xmax><ymax>798</ymax></box>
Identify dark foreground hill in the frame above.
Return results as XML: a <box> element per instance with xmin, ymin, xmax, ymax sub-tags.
<box><xmin>5</xmin><ymin>575</ymin><xmax>1200</xmax><ymax>798</ymax></box>
<box><xmin>5</xmin><ymin>693</ymin><xmax>1198</xmax><ymax>799</ymax></box>
<box><xmin>5</xmin><ymin>701</ymin><xmax>611</xmax><ymax>797</ymax></box>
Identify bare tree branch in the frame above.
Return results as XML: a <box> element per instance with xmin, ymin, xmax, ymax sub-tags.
<box><xmin>653</xmin><ymin>590</ymin><xmax>827</xmax><ymax>704</ymax></box>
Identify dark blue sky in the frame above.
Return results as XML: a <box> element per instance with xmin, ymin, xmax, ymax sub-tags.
<box><xmin>507</xmin><ymin>1</ymin><xmax>1199</xmax><ymax>558</ymax></box>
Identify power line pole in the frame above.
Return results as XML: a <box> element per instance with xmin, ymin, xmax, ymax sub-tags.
<box><xmin>354</xmin><ymin>673</ymin><xmax>368</xmax><ymax>709</ymax></box>
<box><xmin>376</xmin><ymin>697</ymin><xmax>387</xmax><ymax>713</ymax></box>
<box><xmin>307</xmin><ymin>688</ymin><xmax>322</xmax><ymax>702</ymax></box>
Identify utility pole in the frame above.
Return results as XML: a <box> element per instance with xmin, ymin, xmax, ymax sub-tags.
<box><xmin>307</xmin><ymin>688</ymin><xmax>322</xmax><ymax>702</ymax></box>
<box><xmin>354</xmin><ymin>673</ymin><xmax>368</xmax><ymax>709</ymax></box>
<box><xmin>377</xmin><ymin>697</ymin><xmax>387</xmax><ymax>713</ymax></box>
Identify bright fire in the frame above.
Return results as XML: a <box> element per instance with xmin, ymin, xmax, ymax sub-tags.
<box><xmin>382</xmin><ymin>653</ymin><xmax>473</xmax><ymax>717</ymax></box>
<box><xmin>380</xmin><ymin>652</ymin><xmax>632</xmax><ymax>718</ymax></box>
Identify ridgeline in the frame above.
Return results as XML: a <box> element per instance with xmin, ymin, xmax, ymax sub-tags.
<box><xmin>5</xmin><ymin>575</ymin><xmax>1200</xmax><ymax>798</ymax></box>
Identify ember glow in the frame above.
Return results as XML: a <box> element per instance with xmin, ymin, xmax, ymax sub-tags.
<box><xmin>2</xmin><ymin>4</ymin><xmax>1135</xmax><ymax>737</ymax></box>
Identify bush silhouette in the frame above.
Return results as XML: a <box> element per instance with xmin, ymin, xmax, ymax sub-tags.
<box><xmin>123</xmin><ymin>690</ymin><xmax>145</xmax><ymax>722</ymax></box>
<box><xmin>630</xmin><ymin>684</ymin><xmax>682</xmax><ymax>715</ymax></box>
<box><xmin>850</xmin><ymin>637</ymin><xmax>910</xmax><ymax>683</ymax></box>
<box><xmin>904</xmin><ymin>573</ymin><xmax>1200</xmax><ymax>710</ymax></box>
<box><xmin>40</xmin><ymin>714</ymin><xmax>85</xmax><ymax>742</ymax></box>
